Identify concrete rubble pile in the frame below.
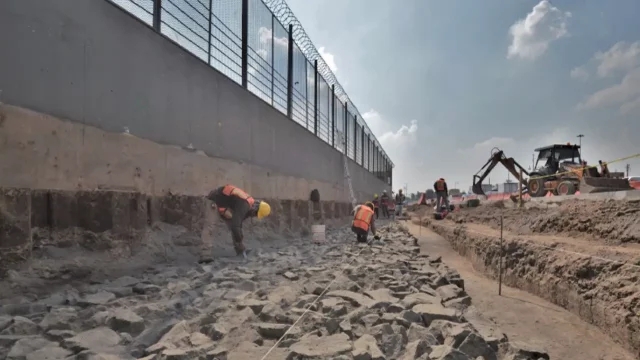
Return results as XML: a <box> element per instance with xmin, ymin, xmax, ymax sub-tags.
<box><xmin>0</xmin><ymin>223</ymin><xmax>548</xmax><ymax>360</ymax></box>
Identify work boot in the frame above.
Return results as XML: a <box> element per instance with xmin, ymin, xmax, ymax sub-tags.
<box><xmin>240</xmin><ymin>248</ymin><xmax>252</xmax><ymax>259</ymax></box>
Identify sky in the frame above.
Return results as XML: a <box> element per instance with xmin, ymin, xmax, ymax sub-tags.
<box><xmin>284</xmin><ymin>0</ymin><xmax>640</xmax><ymax>193</ymax></box>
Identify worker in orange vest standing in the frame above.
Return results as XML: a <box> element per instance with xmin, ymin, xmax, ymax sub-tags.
<box><xmin>351</xmin><ymin>202</ymin><xmax>380</xmax><ymax>243</ymax></box>
<box><xmin>434</xmin><ymin>178</ymin><xmax>450</xmax><ymax>211</ymax></box>
<box><xmin>201</xmin><ymin>184</ymin><xmax>271</xmax><ymax>262</ymax></box>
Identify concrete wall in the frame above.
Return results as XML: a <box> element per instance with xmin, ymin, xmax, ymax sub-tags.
<box><xmin>0</xmin><ymin>0</ymin><xmax>390</xmax><ymax>201</ymax></box>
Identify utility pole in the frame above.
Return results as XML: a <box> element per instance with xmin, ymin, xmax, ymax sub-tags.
<box><xmin>532</xmin><ymin>154</ymin><xmax>535</xmax><ymax>170</ymax></box>
<box><xmin>626</xmin><ymin>164</ymin><xmax>631</xmax><ymax>177</ymax></box>
<box><xmin>577</xmin><ymin>134</ymin><xmax>584</xmax><ymax>155</ymax></box>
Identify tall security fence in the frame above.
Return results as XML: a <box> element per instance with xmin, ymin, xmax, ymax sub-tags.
<box><xmin>107</xmin><ymin>0</ymin><xmax>393</xmax><ymax>185</ymax></box>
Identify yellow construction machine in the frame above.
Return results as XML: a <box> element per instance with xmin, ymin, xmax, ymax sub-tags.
<box><xmin>472</xmin><ymin>144</ymin><xmax>633</xmax><ymax>197</ymax></box>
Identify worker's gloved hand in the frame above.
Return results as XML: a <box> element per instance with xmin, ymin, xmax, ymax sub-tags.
<box><xmin>374</xmin><ymin>235</ymin><xmax>381</xmax><ymax>240</ymax></box>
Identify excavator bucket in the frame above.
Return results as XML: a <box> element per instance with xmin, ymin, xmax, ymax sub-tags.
<box><xmin>580</xmin><ymin>177</ymin><xmax>633</xmax><ymax>194</ymax></box>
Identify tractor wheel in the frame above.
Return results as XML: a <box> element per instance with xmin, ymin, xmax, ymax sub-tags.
<box><xmin>556</xmin><ymin>181</ymin><xmax>576</xmax><ymax>196</ymax></box>
<box><xmin>528</xmin><ymin>177</ymin><xmax>547</xmax><ymax>197</ymax></box>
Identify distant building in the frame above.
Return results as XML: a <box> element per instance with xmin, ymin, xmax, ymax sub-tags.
<box><xmin>497</xmin><ymin>181</ymin><xmax>518</xmax><ymax>194</ymax></box>
<box><xmin>468</xmin><ymin>184</ymin><xmax>494</xmax><ymax>195</ymax></box>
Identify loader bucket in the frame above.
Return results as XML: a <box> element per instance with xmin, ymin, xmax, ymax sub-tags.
<box><xmin>580</xmin><ymin>177</ymin><xmax>634</xmax><ymax>194</ymax></box>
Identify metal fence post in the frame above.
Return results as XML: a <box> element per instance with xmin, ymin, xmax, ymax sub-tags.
<box><xmin>360</xmin><ymin>126</ymin><xmax>365</xmax><ymax>166</ymax></box>
<box><xmin>152</xmin><ymin>0</ymin><xmax>162</xmax><ymax>32</ymax></box>
<box><xmin>353</xmin><ymin>115</ymin><xmax>357</xmax><ymax>159</ymax></box>
<box><xmin>241</xmin><ymin>0</ymin><xmax>249</xmax><ymax>89</ymax></box>
<box><xmin>207</xmin><ymin>0</ymin><xmax>212</xmax><ymax>64</ymax></box>
<box><xmin>270</xmin><ymin>15</ymin><xmax>275</xmax><ymax>105</ymax></box>
<box><xmin>286</xmin><ymin>24</ymin><xmax>293</xmax><ymax>119</ymax></box>
<box><xmin>313</xmin><ymin>60</ymin><xmax>318</xmax><ymax>136</ymax></box>
<box><xmin>331</xmin><ymin>85</ymin><xmax>336</xmax><ymax>147</ymax></box>
<box><xmin>344</xmin><ymin>102</ymin><xmax>348</xmax><ymax>153</ymax></box>
<box><xmin>369</xmin><ymin>136</ymin><xmax>373</xmax><ymax>172</ymax></box>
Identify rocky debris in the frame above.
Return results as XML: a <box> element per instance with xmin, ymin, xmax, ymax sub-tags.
<box><xmin>0</xmin><ymin>223</ymin><xmax>547</xmax><ymax>360</ymax></box>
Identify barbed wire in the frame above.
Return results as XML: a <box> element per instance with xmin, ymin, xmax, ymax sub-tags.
<box><xmin>262</xmin><ymin>0</ymin><xmax>393</xmax><ymax>166</ymax></box>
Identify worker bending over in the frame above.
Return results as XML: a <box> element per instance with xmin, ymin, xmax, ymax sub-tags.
<box><xmin>202</xmin><ymin>184</ymin><xmax>271</xmax><ymax>261</ymax></box>
<box><xmin>351</xmin><ymin>202</ymin><xmax>379</xmax><ymax>243</ymax></box>
<box><xmin>434</xmin><ymin>178</ymin><xmax>450</xmax><ymax>210</ymax></box>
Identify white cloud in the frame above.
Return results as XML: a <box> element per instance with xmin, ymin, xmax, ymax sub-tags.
<box><xmin>318</xmin><ymin>46</ymin><xmax>338</xmax><ymax>73</ymax></box>
<box><xmin>570</xmin><ymin>66</ymin><xmax>589</xmax><ymax>80</ymax></box>
<box><xmin>471</xmin><ymin>137</ymin><xmax>515</xmax><ymax>151</ymax></box>
<box><xmin>257</xmin><ymin>27</ymin><xmax>288</xmax><ymax>49</ymax></box>
<box><xmin>577</xmin><ymin>67</ymin><xmax>640</xmax><ymax>112</ymax></box>
<box><xmin>378</xmin><ymin>120</ymin><xmax>418</xmax><ymax>144</ymax></box>
<box><xmin>594</xmin><ymin>41</ymin><xmax>640</xmax><ymax>77</ymax></box>
<box><xmin>256</xmin><ymin>48</ymin><xmax>268</xmax><ymax>60</ymax></box>
<box><xmin>507</xmin><ymin>0</ymin><xmax>571</xmax><ymax>61</ymax></box>
<box><xmin>362</xmin><ymin>109</ymin><xmax>386</xmax><ymax>136</ymax></box>
<box><xmin>574</xmin><ymin>41</ymin><xmax>640</xmax><ymax>115</ymax></box>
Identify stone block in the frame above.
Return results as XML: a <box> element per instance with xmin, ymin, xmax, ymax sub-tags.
<box><xmin>76</xmin><ymin>191</ymin><xmax>113</xmax><ymax>233</ymax></box>
<box><xmin>111</xmin><ymin>192</ymin><xmax>147</xmax><ymax>238</ymax></box>
<box><xmin>159</xmin><ymin>194</ymin><xmax>205</xmax><ymax>232</ymax></box>
<box><xmin>323</xmin><ymin>201</ymin><xmax>335</xmax><ymax>219</ymax></box>
<box><xmin>280</xmin><ymin>200</ymin><xmax>294</xmax><ymax>229</ymax></box>
<box><xmin>312</xmin><ymin>201</ymin><xmax>322</xmax><ymax>222</ymax></box>
<box><xmin>30</xmin><ymin>190</ymin><xmax>49</xmax><ymax>229</ymax></box>
<box><xmin>0</xmin><ymin>188</ymin><xmax>31</xmax><ymax>249</ymax></box>
<box><xmin>49</xmin><ymin>190</ymin><xmax>78</xmax><ymax>229</ymax></box>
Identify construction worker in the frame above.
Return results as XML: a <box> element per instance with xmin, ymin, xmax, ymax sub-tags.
<box><xmin>351</xmin><ymin>202</ymin><xmax>379</xmax><ymax>243</ymax></box>
<box><xmin>434</xmin><ymin>178</ymin><xmax>449</xmax><ymax>210</ymax></box>
<box><xmin>395</xmin><ymin>189</ymin><xmax>406</xmax><ymax>219</ymax></box>
<box><xmin>202</xmin><ymin>184</ymin><xmax>271</xmax><ymax>261</ymax></box>
<box><xmin>372</xmin><ymin>194</ymin><xmax>380</xmax><ymax>219</ymax></box>
<box><xmin>380</xmin><ymin>190</ymin><xmax>390</xmax><ymax>218</ymax></box>
<box><xmin>599</xmin><ymin>160</ymin><xmax>610</xmax><ymax>178</ymax></box>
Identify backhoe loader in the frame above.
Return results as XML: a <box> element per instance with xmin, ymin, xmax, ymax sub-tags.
<box><xmin>472</xmin><ymin>144</ymin><xmax>633</xmax><ymax>198</ymax></box>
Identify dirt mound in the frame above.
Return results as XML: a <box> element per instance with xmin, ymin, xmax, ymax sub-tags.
<box><xmin>423</xmin><ymin>218</ymin><xmax>640</xmax><ymax>358</ymax></box>
<box><xmin>0</xmin><ymin>223</ymin><xmax>546</xmax><ymax>360</ymax></box>
<box><xmin>447</xmin><ymin>199</ymin><xmax>640</xmax><ymax>244</ymax></box>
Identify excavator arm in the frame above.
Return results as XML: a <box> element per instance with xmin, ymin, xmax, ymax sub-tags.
<box><xmin>472</xmin><ymin>148</ymin><xmax>530</xmax><ymax>196</ymax></box>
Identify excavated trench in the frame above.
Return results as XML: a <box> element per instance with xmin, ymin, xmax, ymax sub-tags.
<box><xmin>415</xmin><ymin>213</ymin><xmax>640</xmax><ymax>359</ymax></box>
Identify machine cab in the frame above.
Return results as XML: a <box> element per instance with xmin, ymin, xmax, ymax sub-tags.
<box><xmin>532</xmin><ymin>144</ymin><xmax>582</xmax><ymax>176</ymax></box>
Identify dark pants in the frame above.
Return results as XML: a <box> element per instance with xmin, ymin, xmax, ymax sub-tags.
<box><xmin>374</xmin><ymin>207</ymin><xmax>379</xmax><ymax>219</ymax></box>
<box><xmin>352</xmin><ymin>226</ymin><xmax>368</xmax><ymax>243</ymax></box>
<box><xmin>381</xmin><ymin>205</ymin><xmax>389</xmax><ymax>218</ymax></box>
<box><xmin>225</xmin><ymin>200</ymin><xmax>250</xmax><ymax>254</ymax></box>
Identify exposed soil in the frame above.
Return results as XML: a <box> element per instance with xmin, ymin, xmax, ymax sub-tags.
<box><xmin>405</xmin><ymin>221</ymin><xmax>636</xmax><ymax>360</ymax></box>
<box><xmin>412</xmin><ymin>205</ymin><xmax>640</xmax><ymax>358</ymax></box>
<box><xmin>445</xmin><ymin>199</ymin><xmax>640</xmax><ymax>244</ymax></box>
<box><xmin>0</xmin><ymin>222</ymin><xmax>546</xmax><ymax>360</ymax></box>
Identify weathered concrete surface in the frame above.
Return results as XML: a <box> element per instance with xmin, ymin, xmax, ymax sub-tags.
<box><xmin>0</xmin><ymin>104</ymin><xmax>386</xmax><ymax>202</ymax></box>
<box><xmin>0</xmin><ymin>0</ymin><xmax>391</xmax><ymax>198</ymax></box>
<box><xmin>0</xmin><ymin>223</ymin><xmax>548</xmax><ymax>360</ymax></box>
<box><xmin>0</xmin><ymin>189</ymin><xmax>32</xmax><ymax>266</ymax></box>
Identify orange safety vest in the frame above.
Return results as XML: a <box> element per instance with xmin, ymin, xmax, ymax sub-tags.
<box><xmin>218</xmin><ymin>185</ymin><xmax>255</xmax><ymax>218</ymax></box>
<box><xmin>352</xmin><ymin>205</ymin><xmax>374</xmax><ymax>232</ymax></box>
<box><xmin>436</xmin><ymin>180</ymin><xmax>445</xmax><ymax>191</ymax></box>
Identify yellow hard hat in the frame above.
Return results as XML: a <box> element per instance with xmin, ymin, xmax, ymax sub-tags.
<box><xmin>365</xmin><ymin>201</ymin><xmax>375</xmax><ymax>209</ymax></box>
<box><xmin>257</xmin><ymin>201</ymin><xmax>271</xmax><ymax>219</ymax></box>
<box><xmin>374</xmin><ymin>193</ymin><xmax>378</xmax><ymax>198</ymax></box>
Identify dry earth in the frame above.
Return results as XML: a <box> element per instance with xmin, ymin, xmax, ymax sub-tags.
<box><xmin>412</xmin><ymin>200</ymin><xmax>640</xmax><ymax>358</ymax></box>
<box><xmin>447</xmin><ymin>199</ymin><xmax>640</xmax><ymax>244</ymax></box>
<box><xmin>0</xmin><ymin>222</ymin><xmax>547</xmax><ymax>360</ymax></box>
